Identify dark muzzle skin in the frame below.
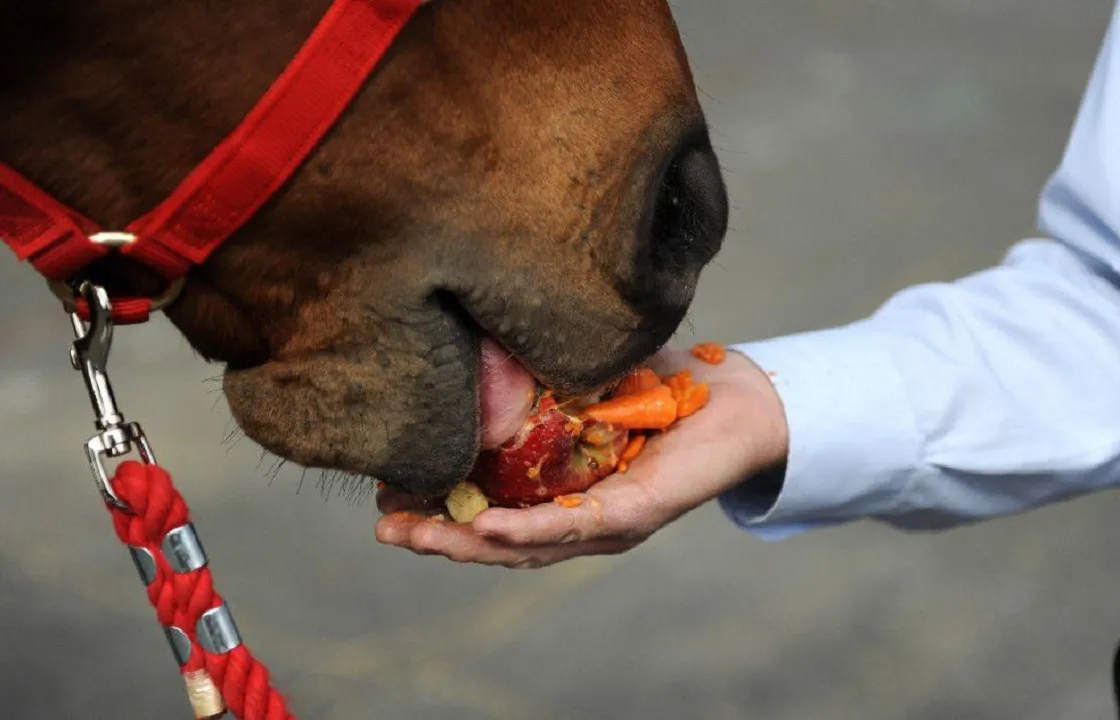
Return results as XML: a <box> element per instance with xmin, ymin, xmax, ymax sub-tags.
<box><xmin>0</xmin><ymin>0</ymin><xmax>729</xmax><ymax>500</ymax></box>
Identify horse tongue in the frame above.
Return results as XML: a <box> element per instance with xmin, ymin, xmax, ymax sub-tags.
<box><xmin>478</xmin><ymin>338</ymin><xmax>536</xmax><ymax>449</ymax></box>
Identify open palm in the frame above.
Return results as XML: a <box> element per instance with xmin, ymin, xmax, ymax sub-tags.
<box><xmin>374</xmin><ymin>346</ymin><xmax>787</xmax><ymax>568</ymax></box>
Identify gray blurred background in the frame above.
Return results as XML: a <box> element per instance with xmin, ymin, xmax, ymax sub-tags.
<box><xmin>3</xmin><ymin>1</ymin><xmax>1118</xmax><ymax>718</ymax></box>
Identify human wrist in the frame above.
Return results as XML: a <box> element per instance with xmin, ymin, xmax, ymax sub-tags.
<box><xmin>726</xmin><ymin>348</ymin><xmax>790</xmax><ymax>478</ymax></box>
<box><xmin>720</xmin><ymin>325</ymin><xmax>928</xmax><ymax>530</ymax></box>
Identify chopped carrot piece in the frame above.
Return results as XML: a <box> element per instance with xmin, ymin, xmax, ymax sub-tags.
<box><xmin>676</xmin><ymin>382</ymin><xmax>710</xmax><ymax>419</ymax></box>
<box><xmin>554</xmin><ymin>495</ymin><xmax>584</xmax><ymax>508</ymax></box>
<box><xmin>616</xmin><ymin>461</ymin><xmax>629</xmax><ymax>474</ymax></box>
<box><xmin>663</xmin><ymin>369</ymin><xmax>694</xmax><ymax>402</ymax></box>
<box><xmin>691</xmin><ymin>342</ymin><xmax>726</xmax><ymax>365</ymax></box>
<box><xmin>581</xmin><ymin>384</ymin><xmax>678</xmax><ymax>430</ymax></box>
<box><xmin>614</xmin><ymin>367</ymin><xmax>662</xmax><ymax>397</ymax></box>
<box><xmin>375</xmin><ymin>480</ymin><xmax>386</xmax><ymax>491</ymax></box>
<box><xmin>620</xmin><ymin>434</ymin><xmax>647</xmax><ymax>463</ymax></box>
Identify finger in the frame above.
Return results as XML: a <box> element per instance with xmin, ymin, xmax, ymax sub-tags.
<box><xmin>375</xmin><ymin>510</ymin><xmax>434</xmax><ymax>547</ymax></box>
<box><xmin>379</xmin><ymin>513</ymin><xmax>636</xmax><ymax>568</ymax></box>
<box><xmin>471</xmin><ymin>472</ymin><xmax>665</xmax><ymax>547</ymax></box>
<box><xmin>377</xmin><ymin>511</ymin><xmax>505</xmax><ymax>558</ymax></box>
<box><xmin>471</xmin><ymin>496</ymin><xmax>600</xmax><ymax>546</ymax></box>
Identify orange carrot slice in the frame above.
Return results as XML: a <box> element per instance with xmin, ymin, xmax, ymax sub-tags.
<box><xmin>581</xmin><ymin>385</ymin><xmax>677</xmax><ymax>430</ymax></box>
<box><xmin>676</xmin><ymin>382</ymin><xmax>710</xmax><ymax>419</ymax></box>
<box><xmin>620</xmin><ymin>434</ymin><xmax>647</xmax><ymax>463</ymax></box>
<box><xmin>663</xmin><ymin>369</ymin><xmax>694</xmax><ymax>401</ymax></box>
<box><xmin>691</xmin><ymin>342</ymin><xmax>726</xmax><ymax>365</ymax></box>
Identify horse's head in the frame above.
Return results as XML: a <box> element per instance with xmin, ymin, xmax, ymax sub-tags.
<box><xmin>2</xmin><ymin>0</ymin><xmax>728</xmax><ymax>498</ymax></box>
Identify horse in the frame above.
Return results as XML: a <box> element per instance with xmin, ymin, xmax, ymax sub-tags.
<box><xmin>0</xmin><ymin>0</ymin><xmax>728</xmax><ymax>505</ymax></box>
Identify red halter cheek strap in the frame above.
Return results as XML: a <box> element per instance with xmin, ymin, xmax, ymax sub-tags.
<box><xmin>0</xmin><ymin>0</ymin><xmax>427</xmax><ymax>324</ymax></box>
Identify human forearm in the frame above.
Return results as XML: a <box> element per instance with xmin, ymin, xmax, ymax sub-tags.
<box><xmin>722</xmin><ymin>239</ymin><xmax>1120</xmax><ymax>536</ymax></box>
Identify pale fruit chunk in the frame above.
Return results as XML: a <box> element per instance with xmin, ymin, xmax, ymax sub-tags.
<box><xmin>445</xmin><ymin>481</ymin><xmax>490</xmax><ymax>523</ymax></box>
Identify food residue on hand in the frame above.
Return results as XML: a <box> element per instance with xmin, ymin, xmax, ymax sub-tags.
<box><xmin>553</xmin><ymin>495</ymin><xmax>585</xmax><ymax>509</ymax></box>
<box><xmin>691</xmin><ymin>342</ymin><xmax>726</xmax><ymax>365</ymax></box>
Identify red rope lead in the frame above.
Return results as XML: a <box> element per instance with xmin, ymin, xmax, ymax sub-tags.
<box><xmin>108</xmin><ymin>461</ymin><xmax>296</xmax><ymax>720</ymax></box>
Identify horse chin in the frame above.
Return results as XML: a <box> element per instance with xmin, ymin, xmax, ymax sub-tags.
<box><xmin>220</xmin><ymin>328</ymin><xmax>484</xmax><ymax>500</ymax></box>
<box><xmin>217</xmin><ymin>309</ymin><xmax>662</xmax><ymax>500</ymax></box>
<box><xmin>216</xmin><ymin>320</ymin><xmax>577</xmax><ymax>499</ymax></box>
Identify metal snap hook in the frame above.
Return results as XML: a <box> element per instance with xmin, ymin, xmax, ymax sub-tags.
<box><xmin>67</xmin><ymin>282</ymin><xmax>158</xmax><ymax>511</ymax></box>
<box><xmin>70</xmin><ymin>283</ymin><xmax>122</xmax><ymax>434</ymax></box>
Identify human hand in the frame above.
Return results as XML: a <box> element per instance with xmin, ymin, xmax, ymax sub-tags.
<box><xmin>374</xmin><ymin>345</ymin><xmax>789</xmax><ymax>568</ymax></box>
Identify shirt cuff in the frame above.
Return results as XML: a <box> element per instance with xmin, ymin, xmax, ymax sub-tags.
<box><xmin>718</xmin><ymin>322</ymin><xmax>925</xmax><ymax>536</ymax></box>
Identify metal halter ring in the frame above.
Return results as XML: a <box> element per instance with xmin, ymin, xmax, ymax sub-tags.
<box><xmin>89</xmin><ymin>231</ymin><xmax>140</xmax><ymax>249</ymax></box>
<box><xmin>45</xmin><ymin>232</ymin><xmax>186</xmax><ymax>315</ymax></box>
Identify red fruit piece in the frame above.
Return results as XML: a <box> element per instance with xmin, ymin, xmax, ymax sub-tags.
<box><xmin>468</xmin><ymin>394</ymin><xmax>628</xmax><ymax>508</ymax></box>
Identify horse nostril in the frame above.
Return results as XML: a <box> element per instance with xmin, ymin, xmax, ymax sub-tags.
<box><xmin>647</xmin><ymin>138</ymin><xmax>729</xmax><ymax>268</ymax></box>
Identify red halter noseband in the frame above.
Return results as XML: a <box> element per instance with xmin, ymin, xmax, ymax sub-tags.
<box><xmin>0</xmin><ymin>0</ymin><xmax>428</xmax><ymax>324</ymax></box>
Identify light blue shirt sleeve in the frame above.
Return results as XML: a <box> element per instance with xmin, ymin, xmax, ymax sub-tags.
<box><xmin>719</xmin><ymin>2</ymin><xmax>1120</xmax><ymax>541</ymax></box>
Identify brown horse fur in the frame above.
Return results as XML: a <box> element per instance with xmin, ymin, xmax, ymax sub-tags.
<box><xmin>0</xmin><ymin>0</ymin><xmax>728</xmax><ymax>498</ymax></box>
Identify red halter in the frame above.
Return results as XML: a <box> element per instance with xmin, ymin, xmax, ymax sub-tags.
<box><xmin>1</xmin><ymin>4</ymin><xmax>430</xmax><ymax>717</ymax></box>
<box><xmin>0</xmin><ymin>0</ymin><xmax>427</xmax><ymax>324</ymax></box>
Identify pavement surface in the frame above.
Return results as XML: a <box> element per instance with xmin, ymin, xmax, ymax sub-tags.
<box><xmin>3</xmin><ymin>1</ymin><xmax>1119</xmax><ymax>718</ymax></box>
